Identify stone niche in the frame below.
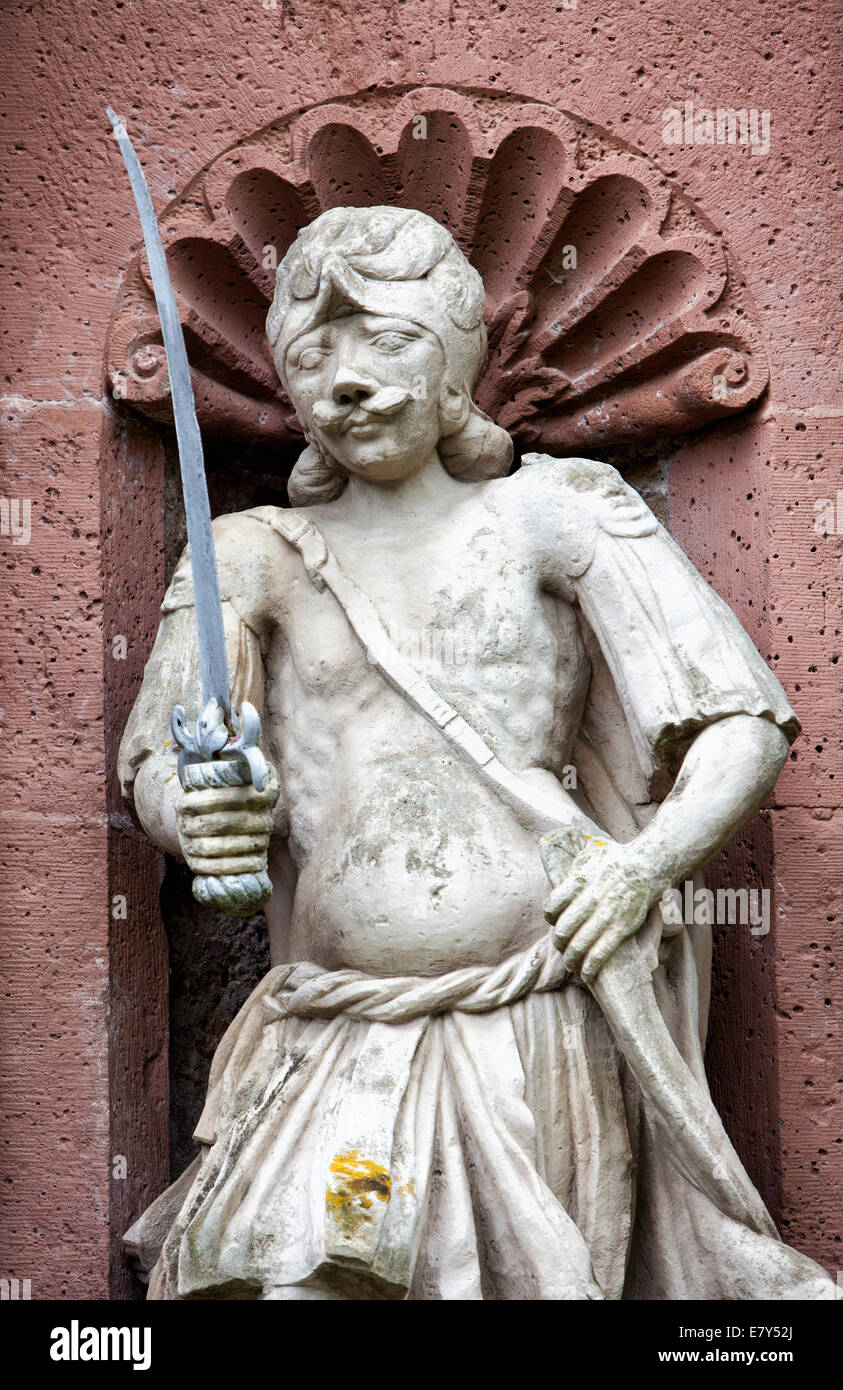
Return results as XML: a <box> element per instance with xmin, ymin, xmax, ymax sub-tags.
<box><xmin>107</xmin><ymin>86</ymin><xmax>768</xmax><ymax>459</ymax></box>
<box><xmin>106</xmin><ymin>84</ymin><xmax>774</xmax><ymax>1223</ymax></box>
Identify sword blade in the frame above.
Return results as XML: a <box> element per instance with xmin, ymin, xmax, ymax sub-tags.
<box><xmin>107</xmin><ymin>107</ymin><xmax>231</xmax><ymax>716</ymax></box>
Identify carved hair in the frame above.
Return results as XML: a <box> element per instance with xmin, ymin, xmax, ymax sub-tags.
<box><xmin>266</xmin><ymin>207</ymin><xmax>513</xmax><ymax>505</ymax></box>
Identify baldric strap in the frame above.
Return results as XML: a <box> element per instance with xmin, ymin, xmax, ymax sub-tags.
<box><xmin>247</xmin><ymin>508</ymin><xmax>587</xmax><ymax>837</ymax></box>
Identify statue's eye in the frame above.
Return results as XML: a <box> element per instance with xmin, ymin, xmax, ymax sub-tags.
<box><xmin>295</xmin><ymin>347</ymin><xmax>328</xmax><ymax>371</ymax></box>
<box><xmin>370</xmin><ymin>331</ymin><xmax>416</xmax><ymax>353</ymax></box>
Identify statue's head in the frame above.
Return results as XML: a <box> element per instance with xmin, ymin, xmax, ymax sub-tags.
<box><xmin>267</xmin><ymin>206</ymin><xmax>513</xmax><ymax>504</ymax></box>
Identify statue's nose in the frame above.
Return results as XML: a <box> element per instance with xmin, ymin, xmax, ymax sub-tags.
<box><xmin>330</xmin><ymin>364</ymin><xmax>376</xmax><ymax>407</ymax></box>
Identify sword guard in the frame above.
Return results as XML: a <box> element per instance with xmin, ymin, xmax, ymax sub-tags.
<box><xmin>171</xmin><ymin>696</ymin><xmax>270</xmax><ymax>791</ymax></box>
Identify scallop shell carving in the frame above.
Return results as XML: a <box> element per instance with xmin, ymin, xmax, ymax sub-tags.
<box><xmin>107</xmin><ymin>87</ymin><xmax>769</xmax><ymax>458</ymax></box>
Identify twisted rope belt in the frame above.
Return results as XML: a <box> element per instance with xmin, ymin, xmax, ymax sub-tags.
<box><xmin>260</xmin><ymin>932</ymin><xmax>569</xmax><ymax>1026</ymax></box>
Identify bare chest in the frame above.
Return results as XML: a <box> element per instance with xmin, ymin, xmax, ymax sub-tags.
<box><xmin>261</xmin><ymin>512</ymin><xmax>589</xmax><ymax>784</ymax></box>
<box><xmin>276</xmin><ymin>521</ymin><xmax>567</xmax><ymax>700</ymax></box>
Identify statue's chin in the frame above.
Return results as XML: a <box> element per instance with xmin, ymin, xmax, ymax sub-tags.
<box><xmin>334</xmin><ymin>445</ymin><xmax>434</xmax><ymax>484</ymax></box>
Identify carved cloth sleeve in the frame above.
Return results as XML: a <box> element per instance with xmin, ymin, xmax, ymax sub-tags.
<box><xmin>543</xmin><ymin>462</ymin><xmax>801</xmax><ymax>812</ymax></box>
<box><xmin>580</xmin><ymin>528</ymin><xmax>797</xmax><ymax>770</ymax></box>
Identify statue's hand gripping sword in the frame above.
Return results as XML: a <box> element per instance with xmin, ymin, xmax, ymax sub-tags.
<box><xmin>109</xmin><ymin>108</ymin><xmax>275</xmax><ymax>917</ymax></box>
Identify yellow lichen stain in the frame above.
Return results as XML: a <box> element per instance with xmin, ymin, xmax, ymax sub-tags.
<box><xmin>328</xmin><ymin>1150</ymin><xmax>391</xmax><ymax>1201</ymax></box>
<box><xmin>326</xmin><ymin>1150</ymin><xmax>391</xmax><ymax>1234</ymax></box>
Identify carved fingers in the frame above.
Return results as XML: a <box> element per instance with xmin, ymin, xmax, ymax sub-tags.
<box><xmin>556</xmin><ymin>890</ymin><xmax>649</xmax><ymax>985</ymax></box>
<box><xmin>177</xmin><ymin>771</ymin><xmax>280</xmax><ymax>878</ymax></box>
<box><xmin>544</xmin><ymin>843</ymin><xmax>659</xmax><ymax>985</ymax></box>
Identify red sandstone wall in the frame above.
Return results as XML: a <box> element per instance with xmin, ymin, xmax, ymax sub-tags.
<box><xmin>672</xmin><ymin>413</ymin><xmax>843</xmax><ymax>1262</ymax></box>
<box><xmin>1</xmin><ymin>0</ymin><xmax>840</xmax><ymax>1296</ymax></box>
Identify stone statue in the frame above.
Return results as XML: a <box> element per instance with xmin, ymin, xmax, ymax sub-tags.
<box><xmin>120</xmin><ymin>206</ymin><xmax>835</xmax><ymax>1300</ymax></box>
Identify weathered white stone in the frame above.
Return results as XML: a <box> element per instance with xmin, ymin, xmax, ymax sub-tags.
<box><xmin>120</xmin><ymin>206</ymin><xmax>835</xmax><ymax>1300</ymax></box>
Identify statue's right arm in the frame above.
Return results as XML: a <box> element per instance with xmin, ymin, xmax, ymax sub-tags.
<box><xmin>129</xmin><ymin>608</ymin><xmax>194</xmax><ymax>857</ymax></box>
<box><xmin>120</xmin><ymin>599</ymin><xmax>273</xmax><ymax>858</ymax></box>
<box><xmin>118</xmin><ymin>512</ymin><xmax>287</xmax><ymax>861</ymax></box>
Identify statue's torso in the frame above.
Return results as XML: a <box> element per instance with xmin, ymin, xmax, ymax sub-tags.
<box><xmin>259</xmin><ymin>482</ymin><xmax>590</xmax><ymax>975</ymax></box>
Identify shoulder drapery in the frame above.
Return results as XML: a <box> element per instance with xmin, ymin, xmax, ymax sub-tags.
<box><xmin>520</xmin><ymin>455</ymin><xmax>800</xmax><ymax>803</ymax></box>
<box><xmin>573</xmin><ymin>516</ymin><xmax>798</xmax><ymax>796</ymax></box>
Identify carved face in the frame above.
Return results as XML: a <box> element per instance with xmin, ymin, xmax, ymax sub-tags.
<box><xmin>280</xmin><ymin>310</ymin><xmax>446</xmax><ymax>483</ymax></box>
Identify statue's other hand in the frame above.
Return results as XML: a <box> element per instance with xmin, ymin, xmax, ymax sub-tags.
<box><xmin>176</xmin><ymin>769</ymin><xmax>280</xmax><ymax>878</ymax></box>
<box><xmin>544</xmin><ymin>840</ymin><xmax>669</xmax><ymax>986</ymax></box>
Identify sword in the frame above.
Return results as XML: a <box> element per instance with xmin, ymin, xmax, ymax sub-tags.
<box><xmin>108</xmin><ymin>108</ymin><xmax>274</xmax><ymax>917</ymax></box>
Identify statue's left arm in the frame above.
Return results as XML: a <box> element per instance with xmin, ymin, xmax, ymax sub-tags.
<box><xmin>547</xmin><ymin>712</ymin><xmax>788</xmax><ymax>981</ymax></box>
<box><xmin>519</xmin><ymin>454</ymin><xmax>799</xmax><ymax>983</ymax></box>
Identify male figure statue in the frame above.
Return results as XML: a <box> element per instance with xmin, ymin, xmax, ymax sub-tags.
<box><xmin>120</xmin><ymin>206</ymin><xmax>834</xmax><ymax>1300</ymax></box>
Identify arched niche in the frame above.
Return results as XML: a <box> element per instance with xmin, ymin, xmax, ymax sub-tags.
<box><xmin>107</xmin><ymin>85</ymin><xmax>768</xmax><ymax>460</ymax></box>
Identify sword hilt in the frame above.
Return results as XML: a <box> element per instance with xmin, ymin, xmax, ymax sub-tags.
<box><xmin>172</xmin><ymin>698</ymin><xmax>276</xmax><ymax>917</ymax></box>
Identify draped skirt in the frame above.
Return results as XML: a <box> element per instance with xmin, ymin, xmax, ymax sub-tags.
<box><xmin>145</xmin><ymin>980</ymin><xmax>634</xmax><ymax>1300</ymax></box>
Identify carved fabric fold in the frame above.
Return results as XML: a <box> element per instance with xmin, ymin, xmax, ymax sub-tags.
<box><xmin>136</xmin><ymin>923</ymin><xmax>834</xmax><ymax>1300</ymax></box>
<box><xmin>144</xmin><ymin>982</ymin><xmax>630</xmax><ymax>1300</ymax></box>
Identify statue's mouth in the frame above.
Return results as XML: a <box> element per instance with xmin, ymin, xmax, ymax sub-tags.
<box><xmin>346</xmin><ymin>420</ymin><xmax>382</xmax><ymax>438</ymax></box>
<box><xmin>312</xmin><ymin>386</ymin><xmax>414</xmax><ymax>435</ymax></box>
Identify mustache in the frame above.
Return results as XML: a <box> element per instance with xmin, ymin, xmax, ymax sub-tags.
<box><xmin>311</xmin><ymin>386</ymin><xmax>415</xmax><ymax>431</ymax></box>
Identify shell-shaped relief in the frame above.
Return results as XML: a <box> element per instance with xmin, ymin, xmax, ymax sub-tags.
<box><xmin>106</xmin><ymin>87</ymin><xmax>768</xmax><ymax>459</ymax></box>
